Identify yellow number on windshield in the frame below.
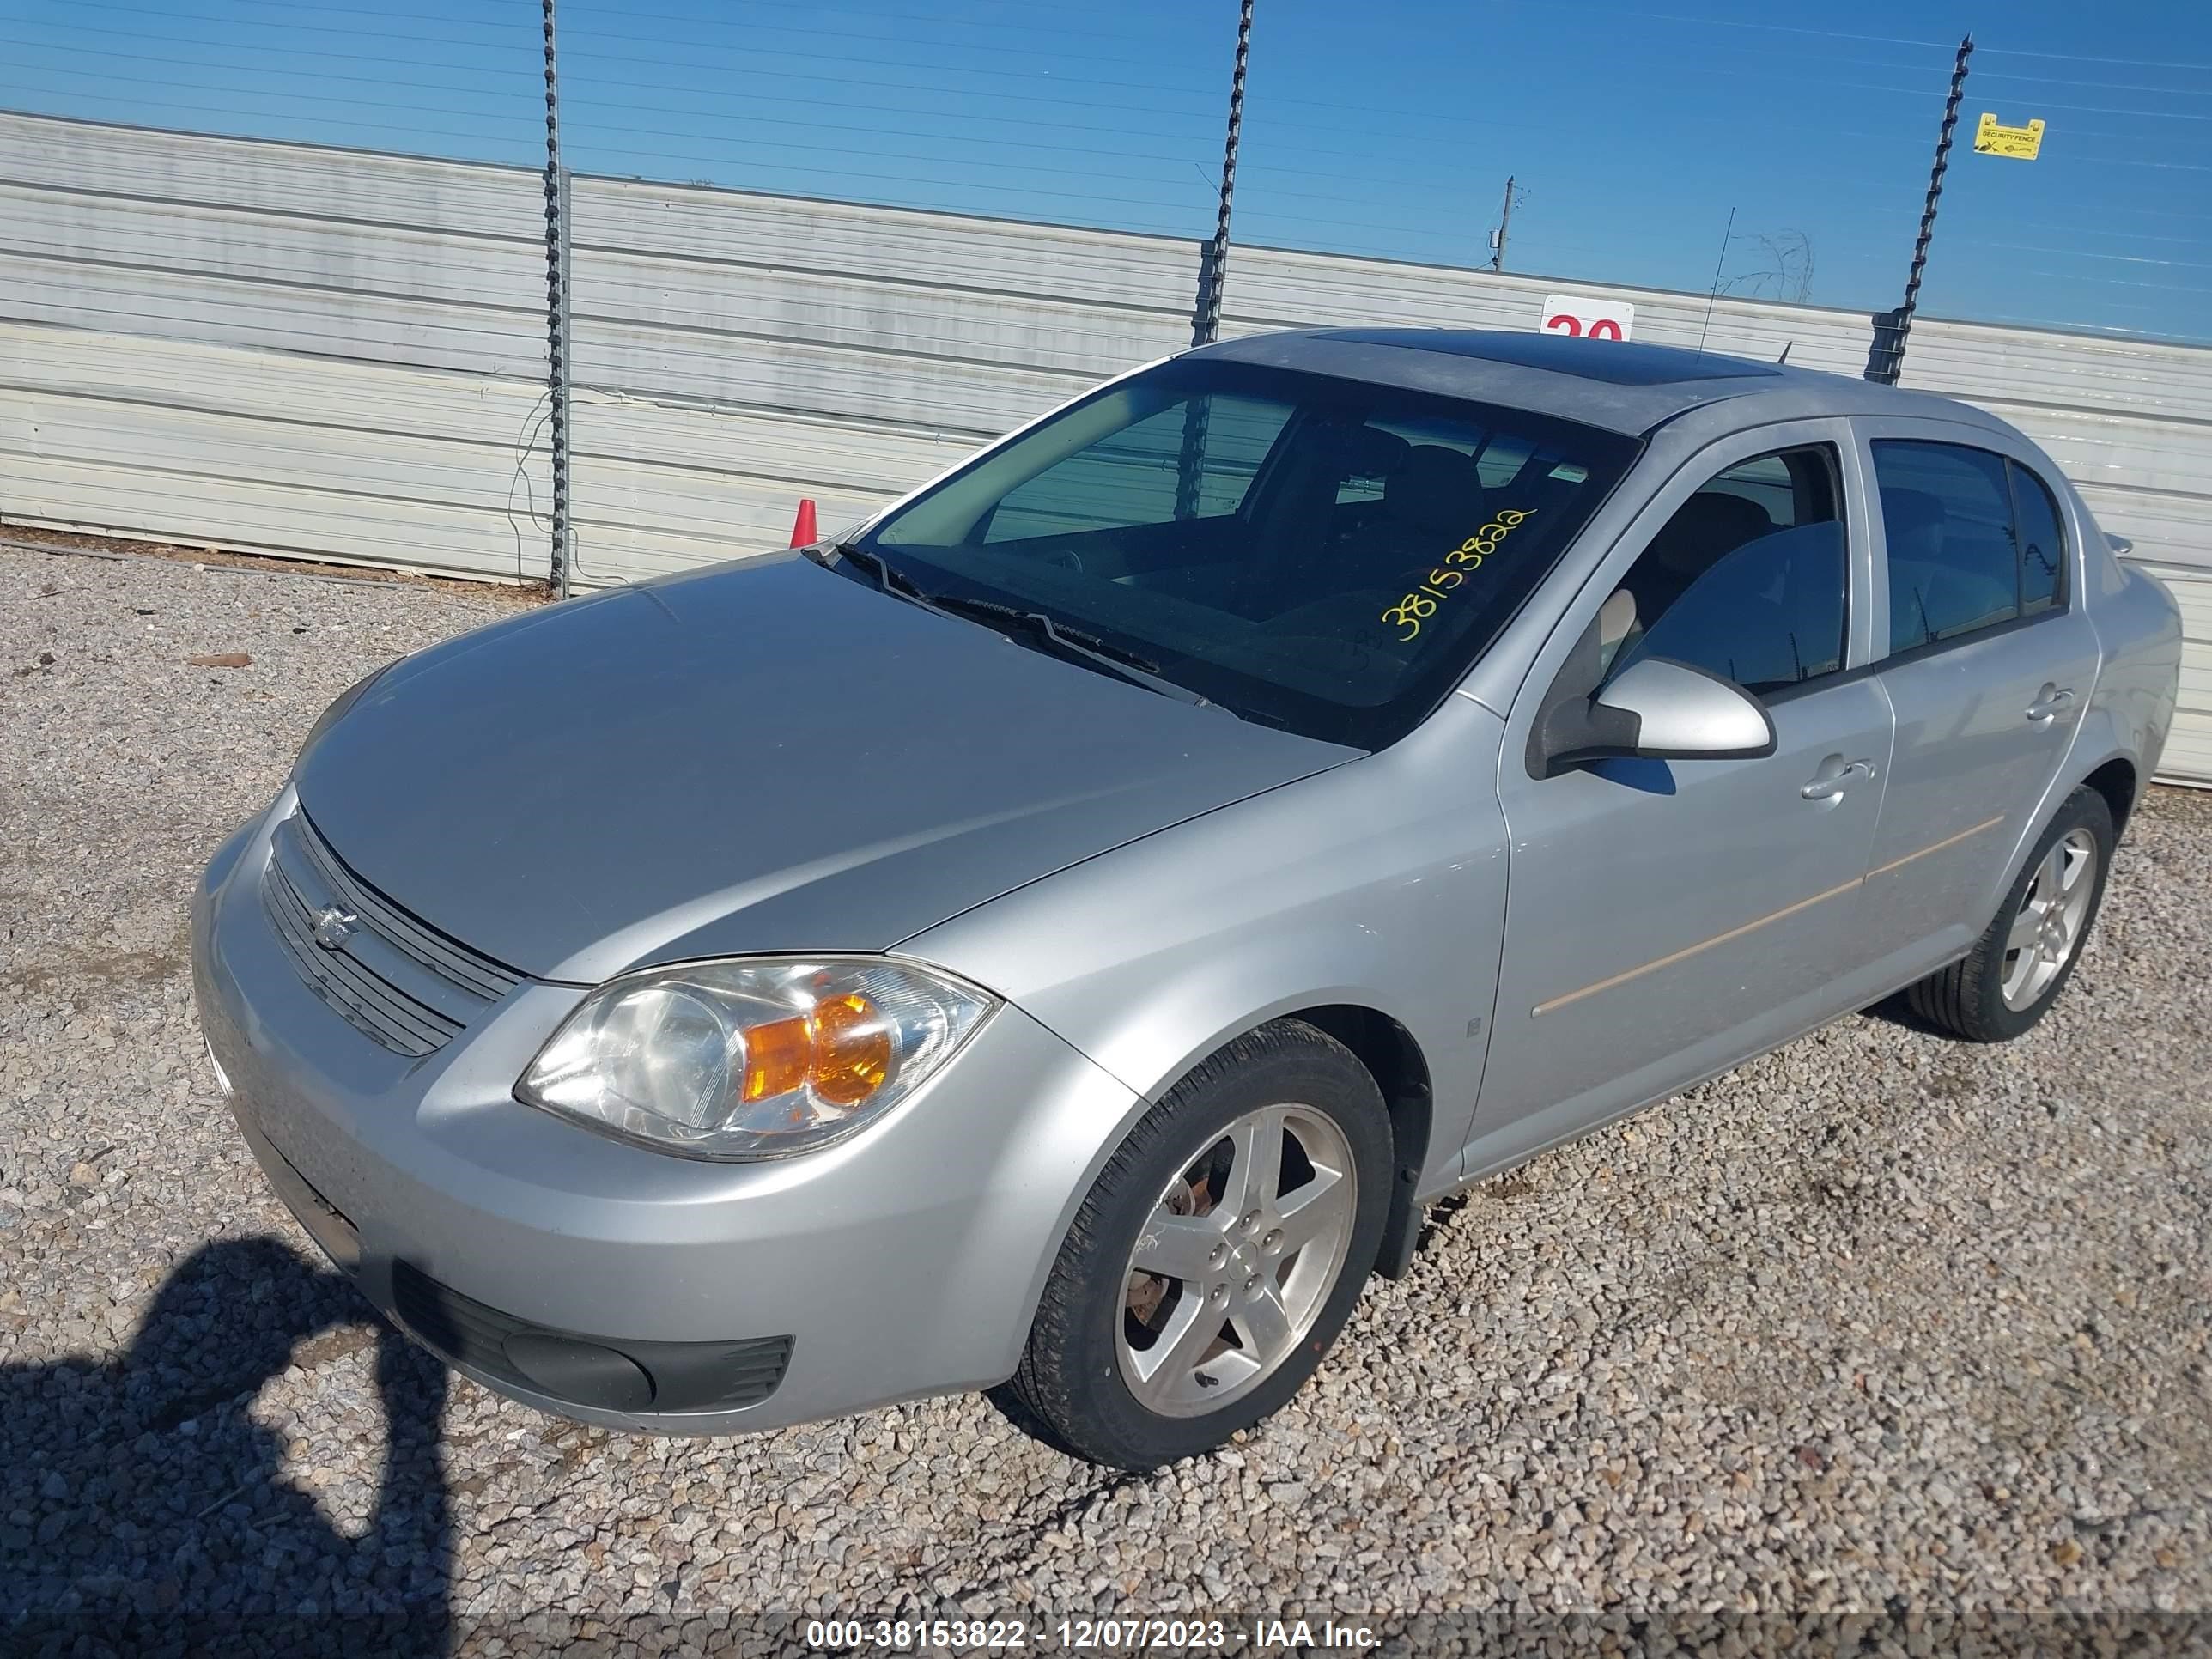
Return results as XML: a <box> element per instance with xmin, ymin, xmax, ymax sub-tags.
<box><xmin>1376</xmin><ymin>508</ymin><xmax>1537</xmax><ymax>641</ymax></box>
<box><xmin>1382</xmin><ymin>592</ymin><xmax>1437</xmax><ymax>641</ymax></box>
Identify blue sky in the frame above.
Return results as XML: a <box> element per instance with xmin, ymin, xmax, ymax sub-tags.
<box><xmin>3</xmin><ymin>0</ymin><xmax>2207</xmax><ymax>342</ymax></box>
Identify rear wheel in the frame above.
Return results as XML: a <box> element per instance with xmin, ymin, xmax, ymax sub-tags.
<box><xmin>1905</xmin><ymin>786</ymin><xmax>2113</xmax><ymax>1042</ymax></box>
<box><xmin>1009</xmin><ymin>1021</ymin><xmax>1390</xmax><ymax>1470</ymax></box>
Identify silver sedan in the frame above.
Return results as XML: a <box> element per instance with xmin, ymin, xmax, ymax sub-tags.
<box><xmin>193</xmin><ymin>329</ymin><xmax>2183</xmax><ymax>1468</ymax></box>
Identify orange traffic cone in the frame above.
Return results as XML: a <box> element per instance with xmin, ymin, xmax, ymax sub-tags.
<box><xmin>789</xmin><ymin>498</ymin><xmax>819</xmax><ymax>548</ymax></box>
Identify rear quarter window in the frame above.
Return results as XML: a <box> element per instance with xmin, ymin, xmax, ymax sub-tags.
<box><xmin>2011</xmin><ymin>462</ymin><xmax>2066</xmax><ymax>616</ymax></box>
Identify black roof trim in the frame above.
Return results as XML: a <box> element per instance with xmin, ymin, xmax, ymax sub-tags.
<box><xmin>1312</xmin><ymin>328</ymin><xmax>1784</xmax><ymax>386</ymax></box>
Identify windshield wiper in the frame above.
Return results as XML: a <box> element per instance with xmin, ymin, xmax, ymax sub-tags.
<box><xmin>815</xmin><ymin>540</ymin><xmax>928</xmax><ymax>601</ymax></box>
<box><xmin>920</xmin><ymin>593</ymin><xmax>1218</xmax><ymax>710</ymax></box>
<box><xmin>811</xmin><ymin>545</ymin><xmax>1219</xmax><ymax>711</ymax></box>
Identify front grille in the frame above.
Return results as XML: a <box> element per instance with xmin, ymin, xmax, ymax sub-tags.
<box><xmin>390</xmin><ymin>1261</ymin><xmax>793</xmax><ymax>1413</ymax></box>
<box><xmin>261</xmin><ymin>809</ymin><xmax>521</xmax><ymax>1057</ymax></box>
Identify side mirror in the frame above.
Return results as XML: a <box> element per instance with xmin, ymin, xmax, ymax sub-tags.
<box><xmin>1588</xmin><ymin>658</ymin><xmax>1776</xmax><ymax>760</ymax></box>
<box><xmin>1540</xmin><ymin>658</ymin><xmax>1776</xmax><ymax>774</ymax></box>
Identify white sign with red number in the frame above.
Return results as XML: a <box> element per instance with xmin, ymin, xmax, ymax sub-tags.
<box><xmin>1540</xmin><ymin>294</ymin><xmax>1636</xmax><ymax>342</ymax></box>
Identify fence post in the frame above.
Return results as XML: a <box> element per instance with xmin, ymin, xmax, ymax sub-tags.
<box><xmin>1190</xmin><ymin>0</ymin><xmax>1253</xmax><ymax>349</ymax></box>
<box><xmin>1867</xmin><ymin>35</ymin><xmax>1972</xmax><ymax>386</ymax></box>
<box><xmin>539</xmin><ymin>0</ymin><xmax>573</xmax><ymax>597</ymax></box>
<box><xmin>1176</xmin><ymin>1</ymin><xmax>1253</xmax><ymax>523</ymax></box>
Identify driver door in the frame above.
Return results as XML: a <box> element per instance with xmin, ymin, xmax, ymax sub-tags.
<box><xmin>1466</xmin><ymin>422</ymin><xmax>1896</xmax><ymax>1175</ymax></box>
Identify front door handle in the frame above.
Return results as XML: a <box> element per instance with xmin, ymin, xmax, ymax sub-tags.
<box><xmin>1802</xmin><ymin>756</ymin><xmax>1877</xmax><ymax>801</ymax></box>
<box><xmin>2027</xmin><ymin>684</ymin><xmax>2077</xmax><ymax>724</ymax></box>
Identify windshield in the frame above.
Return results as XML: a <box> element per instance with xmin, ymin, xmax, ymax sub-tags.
<box><xmin>857</xmin><ymin>357</ymin><xmax>1638</xmax><ymax>748</ymax></box>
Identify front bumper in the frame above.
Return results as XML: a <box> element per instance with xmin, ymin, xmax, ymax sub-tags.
<box><xmin>191</xmin><ymin>792</ymin><xmax>1146</xmax><ymax>1435</ymax></box>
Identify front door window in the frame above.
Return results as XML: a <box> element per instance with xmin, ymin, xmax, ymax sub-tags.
<box><xmin>1600</xmin><ymin>445</ymin><xmax>1848</xmax><ymax>695</ymax></box>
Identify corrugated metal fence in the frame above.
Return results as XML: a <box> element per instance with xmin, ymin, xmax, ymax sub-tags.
<box><xmin>2</xmin><ymin>111</ymin><xmax>2205</xmax><ymax>781</ymax></box>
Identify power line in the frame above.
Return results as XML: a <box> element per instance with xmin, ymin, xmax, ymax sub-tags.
<box><xmin>44</xmin><ymin>0</ymin><xmax>1169</xmax><ymax>58</ymax></box>
<box><xmin>538</xmin><ymin>39</ymin><xmax>1220</xmax><ymax>116</ymax></box>
<box><xmin>0</xmin><ymin>21</ymin><xmax>1223</xmax><ymax>121</ymax></box>
<box><xmin>1973</xmin><ymin>240</ymin><xmax>2212</xmax><ymax>273</ymax></box>
<box><xmin>0</xmin><ymin>21</ymin><xmax>536</xmax><ymax>79</ymax></box>
<box><xmin>0</xmin><ymin>47</ymin><xmax>546</xmax><ymax>110</ymax></box>
<box><xmin>1664</xmin><ymin>64</ymin><xmax>1946</xmax><ymax>101</ymax></box>
<box><xmin>1980</xmin><ymin>265</ymin><xmax>2212</xmax><ymax>295</ymax></box>
<box><xmin>2013</xmin><ymin>220</ymin><xmax>2212</xmax><ymax>246</ymax></box>
<box><xmin>0</xmin><ymin>88</ymin><xmax>537</xmax><ymax>153</ymax></box>
<box><xmin>1977</xmin><ymin>42</ymin><xmax>2212</xmax><ymax>73</ymax></box>
<box><xmin>55</xmin><ymin>0</ymin><xmax>1203</xmax><ymax>79</ymax></box>
<box><xmin>1986</xmin><ymin>93</ymin><xmax>2212</xmax><ymax>124</ymax></box>
<box><xmin>0</xmin><ymin>86</ymin><xmax>523</xmax><ymax>142</ymax></box>
<box><xmin>3</xmin><ymin>34</ymin><xmax>1601</xmax><ymax>180</ymax></box>
<box><xmin>1987</xmin><ymin>146</ymin><xmax>2212</xmax><ymax>174</ymax></box>
<box><xmin>1656</xmin><ymin>50</ymin><xmax>2212</xmax><ymax>125</ymax></box>
<box><xmin>1970</xmin><ymin>66</ymin><xmax>2212</xmax><ymax>99</ymax></box>
<box><xmin>50</xmin><ymin>0</ymin><xmax>537</xmax><ymax>40</ymax></box>
<box><xmin>565</xmin><ymin>97</ymin><xmax>1210</xmax><ymax>171</ymax></box>
<box><xmin>1489</xmin><ymin>0</ymin><xmax>1951</xmax><ymax>52</ymax></box>
<box><xmin>557</xmin><ymin>53</ymin><xmax>1510</xmax><ymax>145</ymax></box>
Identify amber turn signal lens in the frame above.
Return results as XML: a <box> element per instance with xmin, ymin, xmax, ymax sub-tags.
<box><xmin>738</xmin><ymin>1014</ymin><xmax>811</xmax><ymax>1103</ymax></box>
<box><xmin>810</xmin><ymin>992</ymin><xmax>893</xmax><ymax>1108</ymax></box>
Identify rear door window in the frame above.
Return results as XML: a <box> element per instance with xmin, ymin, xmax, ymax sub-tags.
<box><xmin>1873</xmin><ymin>441</ymin><xmax>2067</xmax><ymax>653</ymax></box>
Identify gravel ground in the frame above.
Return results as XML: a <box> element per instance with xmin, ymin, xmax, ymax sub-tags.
<box><xmin>3</xmin><ymin>540</ymin><xmax>2209</xmax><ymax>1655</ymax></box>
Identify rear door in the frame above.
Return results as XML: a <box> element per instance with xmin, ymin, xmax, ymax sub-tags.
<box><xmin>1852</xmin><ymin>425</ymin><xmax>2102</xmax><ymax>981</ymax></box>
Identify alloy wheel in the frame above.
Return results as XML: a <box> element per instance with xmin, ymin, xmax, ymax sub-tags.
<box><xmin>1115</xmin><ymin>1103</ymin><xmax>1358</xmax><ymax>1419</ymax></box>
<box><xmin>2001</xmin><ymin>828</ymin><xmax>2099</xmax><ymax>1012</ymax></box>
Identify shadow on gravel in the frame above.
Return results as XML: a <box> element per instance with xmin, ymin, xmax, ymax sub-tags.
<box><xmin>1856</xmin><ymin>988</ymin><xmax>1954</xmax><ymax>1038</ymax></box>
<box><xmin>0</xmin><ymin>1236</ymin><xmax>452</xmax><ymax>1655</ymax></box>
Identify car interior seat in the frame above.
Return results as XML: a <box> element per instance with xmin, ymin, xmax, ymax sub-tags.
<box><xmin>1596</xmin><ymin>586</ymin><xmax>1639</xmax><ymax>674</ymax></box>
<box><xmin>1273</xmin><ymin>424</ymin><xmax>1407</xmax><ymax>581</ymax></box>
<box><xmin>1255</xmin><ymin>441</ymin><xmax>1490</xmax><ymax>649</ymax></box>
<box><xmin>1629</xmin><ymin>491</ymin><xmax>1774</xmax><ymax>623</ymax></box>
<box><xmin>1271</xmin><ymin>441</ymin><xmax>1483</xmax><ymax>615</ymax></box>
<box><xmin>1383</xmin><ymin>445</ymin><xmax>1487</xmax><ymax>539</ymax></box>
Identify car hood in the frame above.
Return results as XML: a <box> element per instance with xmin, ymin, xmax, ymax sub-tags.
<box><xmin>295</xmin><ymin>554</ymin><xmax>1356</xmax><ymax>984</ymax></box>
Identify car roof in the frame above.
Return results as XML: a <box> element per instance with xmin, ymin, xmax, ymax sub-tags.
<box><xmin>1188</xmin><ymin>326</ymin><xmax>2008</xmax><ymax>440</ymax></box>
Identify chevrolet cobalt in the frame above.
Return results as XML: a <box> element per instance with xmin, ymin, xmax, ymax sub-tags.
<box><xmin>194</xmin><ymin>330</ymin><xmax>2183</xmax><ymax>1468</ymax></box>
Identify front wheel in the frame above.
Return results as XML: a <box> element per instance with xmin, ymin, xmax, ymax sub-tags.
<box><xmin>1008</xmin><ymin>1021</ymin><xmax>1391</xmax><ymax>1469</ymax></box>
<box><xmin>1905</xmin><ymin>785</ymin><xmax>2114</xmax><ymax>1042</ymax></box>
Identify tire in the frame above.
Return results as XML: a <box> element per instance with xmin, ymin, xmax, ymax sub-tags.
<box><xmin>1905</xmin><ymin>786</ymin><xmax>2114</xmax><ymax>1043</ymax></box>
<box><xmin>1009</xmin><ymin>1019</ymin><xmax>1392</xmax><ymax>1470</ymax></box>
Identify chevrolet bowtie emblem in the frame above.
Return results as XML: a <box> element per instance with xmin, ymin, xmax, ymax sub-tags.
<box><xmin>310</xmin><ymin>907</ymin><xmax>360</xmax><ymax>951</ymax></box>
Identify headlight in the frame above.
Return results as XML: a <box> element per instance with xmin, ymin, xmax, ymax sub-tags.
<box><xmin>300</xmin><ymin>662</ymin><xmax>394</xmax><ymax>757</ymax></box>
<box><xmin>515</xmin><ymin>957</ymin><xmax>995</xmax><ymax>1160</ymax></box>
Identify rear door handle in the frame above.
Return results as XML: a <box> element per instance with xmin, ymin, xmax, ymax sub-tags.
<box><xmin>1801</xmin><ymin>756</ymin><xmax>1877</xmax><ymax>801</ymax></box>
<box><xmin>2026</xmin><ymin>684</ymin><xmax>2076</xmax><ymax>724</ymax></box>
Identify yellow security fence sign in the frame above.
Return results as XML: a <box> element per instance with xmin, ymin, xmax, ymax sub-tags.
<box><xmin>1974</xmin><ymin>112</ymin><xmax>2046</xmax><ymax>160</ymax></box>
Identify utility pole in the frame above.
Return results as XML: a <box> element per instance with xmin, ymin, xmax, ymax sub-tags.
<box><xmin>1490</xmin><ymin>175</ymin><xmax>1515</xmax><ymax>273</ymax></box>
<box><xmin>539</xmin><ymin>0</ymin><xmax>573</xmax><ymax>598</ymax></box>
<box><xmin>1867</xmin><ymin>35</ymin><xmax>1972</xmax><ymax>386</ymax></box>
<box><xmin>1190</xmin><ymin>0</ymin><xmax>1253</xmax><ymax>349</ymax></box>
